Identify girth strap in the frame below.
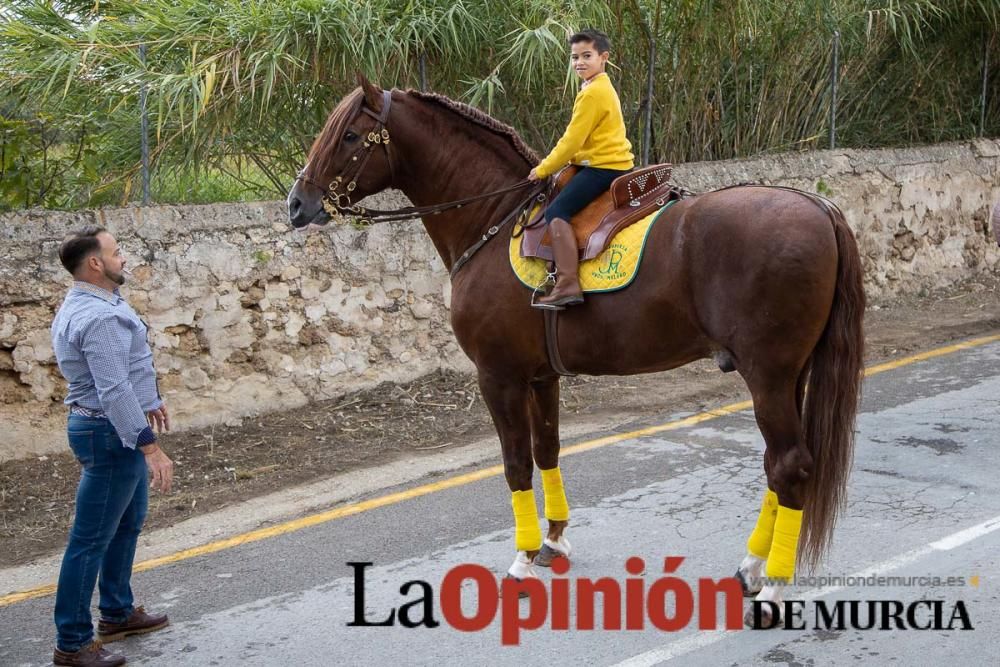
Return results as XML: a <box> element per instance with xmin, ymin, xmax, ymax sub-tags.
<box><xmin>543</xmin><ymin>310</ymin><xmax>576</xmax><ymax>377</ymax></box>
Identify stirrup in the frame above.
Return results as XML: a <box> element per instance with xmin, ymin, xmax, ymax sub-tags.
<box><xmin>532</xmin><ymin>297</ymin><xmax>565</xmax><ymax>311</ymax></box>
<box><xmin>533</xmin><ymin>293</ymin><xmax>583</xmax><ymax>310</ymax></box>
<box><xmin>531</xmin><ymin>273</ymin><xmax>564</xmax><ymax>310</ymax></box>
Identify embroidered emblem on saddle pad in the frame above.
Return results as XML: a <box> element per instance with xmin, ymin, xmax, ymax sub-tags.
<box><xmin>509</xmin><ymin>201</ymin><xmax>676</xmax><ymax>293</ymax></box>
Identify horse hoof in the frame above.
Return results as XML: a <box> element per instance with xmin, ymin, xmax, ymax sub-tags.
<box><xmin>534</xmin><ymin>544</ymin><xmax>568</xmax><ymax>568</ymax></box>
<box><xmin>744</xmin><ymin>604</ymin><xmax>781</xmax><ymax>629</ymax></box>
<box><xmin>735</xmin><ymin>569</ymin><xmax>761</xmax><ymax>598</ymax></box>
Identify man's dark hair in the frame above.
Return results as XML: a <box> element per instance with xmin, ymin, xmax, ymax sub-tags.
<box><xmin>569</xmin><ymin>29</ymin><xmax>611</xmax><ymax>54</ymax></box>
<box><xmin>59</xmin><ymin>226</ymin><xmax>106</xmax><ymax>275</ymax></box>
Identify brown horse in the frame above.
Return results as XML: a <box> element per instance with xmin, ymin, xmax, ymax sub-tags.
<box><xmin>287</xmin><ymin>75</ymin><xmax>865</xmax><ymax>627</ymax></box>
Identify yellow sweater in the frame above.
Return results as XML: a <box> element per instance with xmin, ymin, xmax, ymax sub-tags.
<box><xmin>534</xmin><ymin>73</ymin><xmax>634</xmax><ymax>178</ymax></box>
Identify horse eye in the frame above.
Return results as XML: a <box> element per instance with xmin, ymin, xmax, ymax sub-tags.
<box><xmin>343</xmin><ymin>130</ymin><xmax>359</xmax><ymax>142</ymax></box>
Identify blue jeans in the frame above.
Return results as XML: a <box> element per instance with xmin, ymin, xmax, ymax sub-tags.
<box><xmin>54</xmin><ymin>415</ymin><xmax>148</xmax><ymax>651</ymax></box>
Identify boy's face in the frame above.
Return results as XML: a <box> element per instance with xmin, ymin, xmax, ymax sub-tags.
<box><xmin>570</xmin><ymin>40</ymin><xmax>608</xmax><ymax>81</ymax></box>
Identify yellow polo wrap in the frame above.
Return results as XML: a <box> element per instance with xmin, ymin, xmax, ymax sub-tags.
<box><xmin>747</xmin><ymin>488</ymin><xmax>779</xmax><ymax>559</ymax></box>
<box><xmin>540</xmin><ymin>467</ymin><xmax>570</xmax><ymax>522</ymax></box>
<box><xmin>511</xmin><ymin>489</ymin><xmax>542</xmax><ymax>552</ymax></box>
<box><xmin>765</xmin><ymin>505</ymin><xmax>803</xmax><ymax>582</ymax></box>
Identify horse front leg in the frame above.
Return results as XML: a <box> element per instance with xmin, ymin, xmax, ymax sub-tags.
<box><xmin>477</xmin><ymin>372</ymin><xmax>540</xmax><ymax>581</ymax></box>
<box><xmin>527</xmin><ymin>377</ymin><xmax>572</xmax><ymax>567</ymax></box>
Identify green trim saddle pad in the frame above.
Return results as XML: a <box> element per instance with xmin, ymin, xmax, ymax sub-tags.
<box><xmin>509</xmin><ymin>200</ymin><xmax>676</xmax><ymax>293</ymax></box>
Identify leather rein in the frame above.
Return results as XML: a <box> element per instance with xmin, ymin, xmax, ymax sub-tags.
<box><xmin>295</xmin><ymin>89</ymin><xmax>548</xmax><ymax>277</ymax></box>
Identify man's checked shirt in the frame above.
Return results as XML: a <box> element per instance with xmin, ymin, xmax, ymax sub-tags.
<box><xmin>51</xmin><ymin>281</ymin><xmax>162</xmax><ymax>448</ymax></box>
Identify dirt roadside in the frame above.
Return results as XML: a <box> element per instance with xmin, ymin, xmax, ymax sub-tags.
<box><xmin>1</xmin><ymin>275</ymin><xmax>997</xmax><ymax>569</ymax></box>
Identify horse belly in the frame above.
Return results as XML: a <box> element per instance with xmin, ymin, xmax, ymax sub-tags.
<box><xmin>554</xmin><ymin>220</ymin><xmax>712</xmax><ymax>375</ymax></box>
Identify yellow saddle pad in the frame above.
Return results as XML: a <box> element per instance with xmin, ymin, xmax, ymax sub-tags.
<box><xmin>509</xmin><ymin>201</ymin><xmax>675</xmax><ymax>293</ymax></box>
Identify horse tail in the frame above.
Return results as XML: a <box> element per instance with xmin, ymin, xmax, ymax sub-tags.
<box><xmin>799</xmin><ymin>207</ymin><xmax>866</xmax><ymax>571</ymax></box>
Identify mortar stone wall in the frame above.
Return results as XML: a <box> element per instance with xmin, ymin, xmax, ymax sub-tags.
<box><xmin>1</xmin><ymin>140</ymin><xmax>998</xmax><ymax>459</ymax></box>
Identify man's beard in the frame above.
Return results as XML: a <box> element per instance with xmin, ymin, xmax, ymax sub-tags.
<box><xmin>104</xmin><ymin>267</ymin><xmax>126</xmax><ymax>285</ymax></box>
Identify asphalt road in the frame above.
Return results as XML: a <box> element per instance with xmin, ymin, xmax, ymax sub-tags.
<box><xmin>2</xmin><ymin>338</ymin><xmax>999</xmax><ymax>666</ymax></box>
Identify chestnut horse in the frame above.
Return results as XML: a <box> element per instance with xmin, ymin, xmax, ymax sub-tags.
<box><xmin>287</xmin><ymin>76</ymin><xmax>865</xmax><ymax>626</ymax></box>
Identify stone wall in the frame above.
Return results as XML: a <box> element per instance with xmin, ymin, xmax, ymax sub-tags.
<box><xmin>1</xmin><ymin>140</ymin><xmax>998</xmax><ymax>459</ymax></box>
<box><xmin>672</xmin><ymin>139</ymin><xmax>1000</xmax><ymax>292</ymax></box>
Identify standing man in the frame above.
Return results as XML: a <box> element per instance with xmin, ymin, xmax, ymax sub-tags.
<box><xmin>50</xmin><ymin>226</ymin><xmax>173</xmax><ymax>666</ymax></box>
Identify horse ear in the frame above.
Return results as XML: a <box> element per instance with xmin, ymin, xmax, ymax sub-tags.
<box><xmin>356</xmin><ymin>72</ymin><xmax>383</xmax><ymax>112</ymax></box>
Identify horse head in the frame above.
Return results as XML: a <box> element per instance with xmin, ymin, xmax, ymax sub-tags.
<box><xmin>287</xmin><ymin>73</ymin><xmax>396</xmax><ymax>229</ymax></box>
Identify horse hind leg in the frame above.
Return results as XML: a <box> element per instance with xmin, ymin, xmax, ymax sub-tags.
<box><xmin>527</xmin><ymin>377</ymin><xmax>572</xmax><ymax>567</ymax></box>
<box><xmin>738</xmin><ymin>374</ymin><xmax>813</xmax><ymax>629</ymax></box>
<box><xmin>737</xmin><ymin>366</ymin><xmax>809</xmax><ymax>596</ymax></box>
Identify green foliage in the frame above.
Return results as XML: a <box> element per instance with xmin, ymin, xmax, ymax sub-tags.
<box><xmin>0</xmin><ymin>107</ymin><xmax>106</xmax><ymax>210</ymax></box>
<box><xmin>1</xmin><ymin>0</ymin><xmax>998</xmax><ymax>210</ymax></box>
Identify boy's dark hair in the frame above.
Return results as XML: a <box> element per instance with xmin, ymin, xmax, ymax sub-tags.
<box><xmin>59</xmin><ymin>226</ymin><xmax>106</xmax><ymax>275</ymax></box>
<box><xmin>569</xmin><ymin>29</ymin><xmax>611</xmax><ymax>54</ymax></box>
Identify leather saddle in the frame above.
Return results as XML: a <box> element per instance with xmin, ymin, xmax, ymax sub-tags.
<box><xmin>519</xmin><ymin>163</ymin><xmax>677</xmax><ymax>262</ymax></box>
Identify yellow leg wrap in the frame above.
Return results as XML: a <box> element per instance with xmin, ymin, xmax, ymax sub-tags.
<box><xmin>765</xmin><ymin>505</ymin><xmax>803</xmax><ymax>582</ymax></box>
<box><xmin>511</xmin><ymin>489</ymin><xmax>543</xmax><ymax>552</ymax></box>
<box><xmin>746</xmin><ymin>488</ymin><xmax>779</xmax><ymax>559</ymax></box>
<box><xmin>540</xmin><ymin>467</ymin><xmax>570</xmax><ymax>522</ymax></box>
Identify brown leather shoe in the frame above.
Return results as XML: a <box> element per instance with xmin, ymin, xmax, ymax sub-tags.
<box><xmin>97</xmin><ymin>606</ymin><xmax>169</xmax><ymax>643</ymax></box>
<box><xmin>53</xmin><ymin>640</ymin><xmax>126</xmax><ymax>666</ymax></box>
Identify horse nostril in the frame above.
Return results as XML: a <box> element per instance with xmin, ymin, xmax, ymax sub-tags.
<box><xmin>289</xmin><ymin>196</ymin><xmax>302</xmax><ymax>218</ymax></box>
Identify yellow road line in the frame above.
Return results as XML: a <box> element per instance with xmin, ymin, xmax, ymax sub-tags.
<box><xmin>3</xmin><ymin>333</ymin><xmax>998</xmax><ymax>608</ymax></box>
<box><xmin>863</xmin><ymin>334</ymin><xmax>1000</xmax><ymax>375</ymax></box>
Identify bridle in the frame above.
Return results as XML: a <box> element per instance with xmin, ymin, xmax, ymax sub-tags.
<box><xmin>295</xmin><ymin>88</ymin><xmax>549</xmax><ymax>277</ymax></box>
<box><xmin>295</xmin><ymin>90</ymin><xmax>398</xmax><ymax>220</ymax></box>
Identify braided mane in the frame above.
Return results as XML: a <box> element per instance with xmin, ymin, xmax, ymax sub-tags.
<box><xmin>306</xmin><ymin>87</ymin><xmax>540</xmax><ymax>182</ymax></box>
<box><xmin>406</xmin><ymin>89</ymin><xmax>539</xmax><ymax>166</ymax></box>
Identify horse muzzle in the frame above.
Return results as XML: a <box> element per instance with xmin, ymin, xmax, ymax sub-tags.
<box><xmin>287</xmin><ymin>183</ymin><xmax>331</xmax><ymax>229</ymax></box>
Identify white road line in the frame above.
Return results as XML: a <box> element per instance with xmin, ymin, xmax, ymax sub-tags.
<box><xmin>610</xmin><ymin>512</ymin><xmax>1000</xmax><ymax>667</ymax></box>
<box><xmin>611</xmin><ymin>632</ymin><xmax>729</xmax><ymax>665</ymax></box>
<box><xmin>930</xmin><ymin>515</ymin><xmax>1000</xmax><ymax>551</ymax></box>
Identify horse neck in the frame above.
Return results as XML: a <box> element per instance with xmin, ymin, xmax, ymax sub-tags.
<box><xmin>390</xmin><ymin>98</ymin><xmax>533</xmax><ymax>270</ymax></box>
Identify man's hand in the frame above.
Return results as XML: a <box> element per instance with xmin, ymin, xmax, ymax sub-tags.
<box><xmin>147</xmin><ymin>404</ymin><xmax>171</xmax><ymax>433</ymax></box>
<box><xmin>140</xmin><ymin>444</ymin><xmax>174</xmax><ymax>493</ymax></box>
